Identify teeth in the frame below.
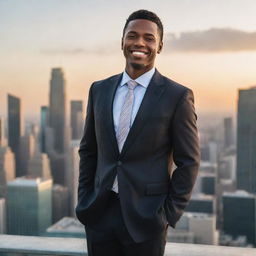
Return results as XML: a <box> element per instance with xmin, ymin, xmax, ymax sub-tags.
<box><xmin>132</xmin><ymin>51</ymin><xmax>146</xmax><ymax>55</ymax></box>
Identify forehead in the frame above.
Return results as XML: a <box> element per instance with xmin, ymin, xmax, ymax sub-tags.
<box><xmin>125</xmin><ymin>19</ymin><xmax>159</xmax><ymax>36</ymax></box>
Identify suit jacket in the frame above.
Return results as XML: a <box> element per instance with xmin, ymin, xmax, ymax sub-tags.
<box><xmin>75</xmin><ymin>69</ymin><xmax>200</xmax><ymax>243</ymax></box>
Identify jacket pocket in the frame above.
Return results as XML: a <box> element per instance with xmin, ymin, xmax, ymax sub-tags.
<box><xmin>145</xmin><ymin>182</ymin><xmax>169</xmax><ymax>196</ymax></box>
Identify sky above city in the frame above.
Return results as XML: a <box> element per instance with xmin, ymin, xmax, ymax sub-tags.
<box><xmin>1</xmin><ymin>0</ymin><xmax>256</xmax><ymax>121</ymax></box>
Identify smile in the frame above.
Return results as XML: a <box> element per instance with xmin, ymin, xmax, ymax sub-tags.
<box><xmin>131</xmin><ymin>50</ymin><xmax>149</xmax><ymax>57</ymax></box>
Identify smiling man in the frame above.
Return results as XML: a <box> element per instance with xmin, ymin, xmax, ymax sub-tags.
<box><xmin>76</xmin><ymin>10</ymin><xmax>200</xmax><ymax>256</ymax></box>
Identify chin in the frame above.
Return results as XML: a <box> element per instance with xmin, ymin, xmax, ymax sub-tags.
<box><xmin>130</xmin><ymin>62</ymin><xmax>146</xmax><ymax>70</ymax></box>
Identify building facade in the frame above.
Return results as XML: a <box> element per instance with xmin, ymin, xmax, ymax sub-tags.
<box><xmin>237</xmin><ymin>87</ymin><xmax>256</xmax><ymax>193</ymax></box>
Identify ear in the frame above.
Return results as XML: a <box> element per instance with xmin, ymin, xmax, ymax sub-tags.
<box><xmin>157</xmin><ymin>41</ymin><xmax>163</xmax><ymax>54</ymax></box>
<box><xmin>121</xmin><ymin>37</ymin><xmax>124</xmax><ymax>50</ymax></box>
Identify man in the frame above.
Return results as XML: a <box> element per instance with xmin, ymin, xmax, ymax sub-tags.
<box><xmin>76</xmin><ymin>10</ymin><xmax>200</xmax><ymax>256</ymax></box>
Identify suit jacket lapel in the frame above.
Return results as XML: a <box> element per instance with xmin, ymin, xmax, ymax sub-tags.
<box><xmin>104</xmin><ymin>73</ymin><xmax>122</xmax><ymax>156</ymax></box>
<box><xmin>120</xmin><ymin>69</ymin><xmax>167</xmax><ymax>157</ymax></box>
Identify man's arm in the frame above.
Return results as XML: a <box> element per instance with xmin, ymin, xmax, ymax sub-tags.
<box><xmin>77</xmin><ymin>83</ymin><xmax>97</xmax><ymax>200</ymax></box>
<box><xmin>164</xmin><ymin>88</ymin><xmax>200</xmax><ymax>228</ymax></box>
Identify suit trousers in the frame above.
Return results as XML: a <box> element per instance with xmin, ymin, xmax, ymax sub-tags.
<box><xmin>85</xmin><ymin>191</ymin><xmax>168</xmax><ymax>256</ymax></box>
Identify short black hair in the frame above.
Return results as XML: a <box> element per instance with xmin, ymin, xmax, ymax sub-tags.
<box><xmin>123</xmin><ymin>10</ymin><xmax>164</xmax><ymax>41</ymax></box>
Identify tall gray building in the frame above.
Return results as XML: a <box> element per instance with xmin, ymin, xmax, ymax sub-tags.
<box><xmin>224</xmin><ymin>117</ymin><xmax>234</xmax><ymax>149</ymax></box>
<box><xmin>48</xmin><ymin>68</ymin><xmax>67</xmax><ymax>185</ymax></box>
<box><xmin>70</xmin><ymin>100</ymin><xmax>83</xmax><ymax>140</ymax></box>
<box><xmin>52</xmin><ymin>184</ymin><xmax>69</xmax><ymax>223</ymax></box>
<box><xmin>28</xmin><ymin>150</ymin><xmax>52</xmax><ymax>180</ymax></box>
<box><xmin>186</xmin><ymin>194</ymin><xmax>215</xmax><ymax>214</ymax></box>
<box><xmin>236</xmin><ymin>87</ymin><xmax>256</xmax><ymax>193</ymax></box>
<box><xmin>7</xmin><ymin>94</ymin><xmax>22</xmax><ymax>177</ymax></box>
<box><xmin>0</xmin><ymin>198</ymin><xmax>6</xmax><ymax>234</ymax></box>
<box><xmin>18</xmin><ymin>134</ymin><xmax>36</xmax><ymax>177</ymax></box>
<box><xmin>7</xmin><ymin>177</ymin><xmax>52</xmax><ymax>236</ymax></box>
<box><xmin>0</xmin><ymin>146</ymin><xmax>15</xmax><ymax>198</ymax></box>
<box><xmin>222</xmin><ymin>191</ymin><xmax>256</xmax><ymax>246</ymax></box>
<box><xmin>0</xmin><ymin>117</ymin><xmax>6</xmax><ymax>147</ymax></box>
<box><xmin>49</xmin><ymin>68</ymin><xmax>66</xmax><ymax>154</ymax></box>
<box><xmin>40</xmin><ymin>106</ymin><xmax>49</xmax><ymax>153</ymax></box>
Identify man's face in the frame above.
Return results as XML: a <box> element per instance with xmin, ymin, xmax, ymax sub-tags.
<box><xmin>122</xmin><ymin>19</ymin><xmax>163</xmax><ymax>72</ymax></box>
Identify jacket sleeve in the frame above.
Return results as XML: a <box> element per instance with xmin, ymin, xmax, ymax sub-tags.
<box><xmin>77</xmin><ymin>83</ymin><xmax>97</xmax><ymax>200</ymax></box>
<box><xmin>164</xmin><ymin>88</ymin><xmax>200</xmax><ymax>228</ymax></box>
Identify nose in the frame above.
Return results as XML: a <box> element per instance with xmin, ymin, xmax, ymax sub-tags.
<box><xmin>134</xmin><ymin>36</ymin><xmax>145</xmax><ymax>47</ymax></box>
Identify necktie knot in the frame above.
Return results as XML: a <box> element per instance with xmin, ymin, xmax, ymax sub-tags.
<box><xmin>127</xmin><ymin>80</ymin><xmax>138</xmax><ymax>90</ymax></box>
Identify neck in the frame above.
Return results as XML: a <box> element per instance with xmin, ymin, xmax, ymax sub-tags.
<box><xmin>125</xmin><ymin>64</ymin><xmax>153</xmax><ymax>79</ymax></box>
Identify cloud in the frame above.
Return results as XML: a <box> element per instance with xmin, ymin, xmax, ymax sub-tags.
<box><xmin>41</xmin><ymin>28</ymin><xmax>256</xmax><ymax>55</ymax></box>
<box><xmin>40</xmin><ymin>41</ymin><xmax>120</xmax><ymax>56</ymax></box>
<box><xmin>41</xmin><ymin>48</ymin><xmax>87</xmax><ymax>55</ymax></box>
<box><xmin>165</xmin><ymin>28</ymin><xmax>256</xmax><ymax>52</ymax></box>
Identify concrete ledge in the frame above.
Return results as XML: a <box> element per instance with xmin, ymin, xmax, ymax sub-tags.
<box><xmin>0</xmin><ymin>235</ymin><xmax>86</xmax><ymax>256</ymax></box>
<box><xmin>165</xmin><ymin>242</ymin><xmax>255</xmax><ymax>256</ymax></box>
<box><xmin>0</xmin><ymin>235</ymin><xmax>255</xmax><ymax>256</ymax></box>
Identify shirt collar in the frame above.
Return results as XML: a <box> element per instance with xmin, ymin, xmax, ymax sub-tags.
<box><xmin>120</xmin><ymin>67</ymin><xmax>156</xmax><ymax>88</ymax></box>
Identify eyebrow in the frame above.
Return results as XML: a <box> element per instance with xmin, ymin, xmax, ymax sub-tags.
<box><xmin>127</xmin><ymin>31</ymin><xmax>156</xmax><ymax>37</ymax></box>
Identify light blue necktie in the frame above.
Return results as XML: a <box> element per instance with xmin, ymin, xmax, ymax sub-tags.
<box><xmin>112</xmin><ymin>80</ymin><xmax>138</xmax><ymax>193</ymax></box>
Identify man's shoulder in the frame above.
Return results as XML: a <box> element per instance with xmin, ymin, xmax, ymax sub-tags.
<box><xmin>157</xmin><ymin>71</ymin><xmax>191</xmax><ymax>95</ymax></box>
<box><xmin>91</xmin><ymin>73</ymin><xmax>122</xmax><ymax>89</ymax></box>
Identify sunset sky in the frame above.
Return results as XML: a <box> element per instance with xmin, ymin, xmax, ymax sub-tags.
<box><xmin>1</xmin><ymin>0</ymin><xmax>256</xmax><ymax>121</ymax></box>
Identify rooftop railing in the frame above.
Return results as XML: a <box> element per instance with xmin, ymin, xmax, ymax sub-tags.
<box><xmin>0</xmin><ymin>235</ymin><xmax>255</xmax><ymax>256</ymax></box>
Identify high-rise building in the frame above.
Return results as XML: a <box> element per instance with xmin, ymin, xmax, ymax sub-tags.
<box><xmin>7</xmin><ymin>94</ymin><xmax>22</xmax><ymax>177</ymax></box>
<box><xmin>200</xmin><ymin>173</ymin><xmax>216</xmax><ymax>195</ymax></box>
<box><xmin>49</xmin><ymin>68</ymin><xmax>66</xmax><ymax>154</ymax></box>
<box><xmin>0</xmin><ymin>117</ymin><xmax>7</xmax><ymax>147</ymax></box>
<box><xmin>218</xmin><ymin>155</ymin><xmax>236</xmax><ymax>181</ymax></box>
<box><xmin>186</xmin><ymin>194</ymin><xmax>215</xmax><ymax>214</ymax></box>
<box><xmin>222</xmin><ymin>190</ymin><xmax>256</xmax><ymax>246</ymax></box>
<box><xmin>174</xmin><ymin>212</ymin><xmax>218</xmax><ymax>245</ymax></box>
<box><xmin>66</xmin><ymin>141</ymin><xmax>79</xmax><ymax>216</ymax></box>
<box><xmin>52</xmin><ymin>184</ymin><xmax>69</xmax><ymax>223</ymax></box>
<box><xmin>17</xmin><ymin>134</ymin><xmax>36</xmax><ymax>177</ymax></box>
<box><xmin>7</xmin><ymin>177</ymin><xmax>52</xmax><ymax>236</ymax></box>
<box><xmin>237</xmin><ymin>87</ymin><xmax>256</xmax><ymax>193</ymax></box>
<box><xmin>48</xmin><ymin>68</ymin><xmax>67</xmax><ymax>185</ymax></box>
<box><xmin>0</xmin><ymin>198</ymin><xmax>6</xmax><ymax>234</ymax></box>
<box><xmin>224</xmin><ymin>117</ymin><xmax>234</xmax><ymax>149</ymax></box>
<box><xmin>70</xmin><ymin>100</ymin><xmax>83</xmax><ymax>140</ymax></box>
<box><xmin>40</xmin><ymin>106</ymin><xmax>49</xmax><ymax>153</ymax></box>
<box><xmin>7</xmin><ymin>94</ymin><xmax>21</xmax><ymax>153</ymax></box>
<box><xmin>28</xmin><ymin>150</ymin><xmax>52</xmax><ymax>180</ymax></box>
<box><xmin>0</xmin><ymin>146</ymin><xmax>15</xmax><ymax>197</ymax></box>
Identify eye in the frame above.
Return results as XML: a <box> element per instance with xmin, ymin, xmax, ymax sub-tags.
<box><xmin>127</xmin><ymin>34</ymin><xmax>136</xmax><ymax>39</ymax></box>
<box><xmin>145</xmin><ymin>37</ymin><xmax>155</xmax><ymax>42</ymax></box>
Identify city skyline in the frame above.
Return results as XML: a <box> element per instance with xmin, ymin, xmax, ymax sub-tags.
<box><xmin>1</xmin><ymin>0</ymin><xmax>256</xmax><ymax>119</ymax></box>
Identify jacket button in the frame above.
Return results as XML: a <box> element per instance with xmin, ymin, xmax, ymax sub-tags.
<box><xmin>117</xmin><ymin>161</ymin><xmax>122</xmax><ymax>166</ymax></box>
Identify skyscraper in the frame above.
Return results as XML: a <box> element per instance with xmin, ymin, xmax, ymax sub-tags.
<box><xmin>52</xmin><ymin>184</ymin><xmax>69</xmax><ymax>223</ymax></box>
<box><xmin>7</xmin><ymin>94</ymin><xmax>21</xmax><ymax>152</ymax></box>
<box><xmin>7</xmin><ymin>94</ymin><xmax>22</xmax><ymax>177</ymax></box>
<box><xmin>40</xmin><ymin>106</ymin><xmax>49</xmax><ymax>153</ymax></box>
<box><xmin>70</xmin><ymin>100</ymin><xmax>83</xmax><ymax>140</ymax></box>
<box><xmin>0</xmin><ymin>117</ymin><xmax>6</xmax><ymax>147</ymax></box>
<box><xmin>186</xmin><ymin>194</ymin><xmax>215</xmax><ymax>214</ymax></box>
<box><xmin>0</xmin><ymin>198</ymin><xmax>6</xmax><ymax>234</ymax></box>
<box><xmin>0</xmin><ymin>146</ymin><xmax>15</xmax><ymax>197</ymax></box>
<box><xmin>49</xmin><ymin>68</ymin><xmax>66</xmax><ymax>154</ymax></box>
<box><xmin>236</xmin><ymin>87</ymin><xmax>256</xmax><ymax>193</ymax></box>
<box><xmin>28</xmin><ymin>150</ymin><xmax>52</xmax><ymax>180</ymax></box>
<box><xmin>224</xmin><ymin>117</ymin><xmax>234</xmax><ymax>149</ymax></box>
<box><xmin>7</xmin><ymin>177</ymin><xmax>52</xmax><ymax>236</ymax></box>
<box><xmin>222</xmin><ymin>191</ymin><xmax>256</xmax><ymax>246</ymax></box>
<box><xmin>18</xmin><ymin>134</ymin><xmax>36</xmax><ymax>177</ymax></box>
<box><xmin>66</xmin><ymin>142</ymin><xmax>79</xmax><ymax>216</ymax></box>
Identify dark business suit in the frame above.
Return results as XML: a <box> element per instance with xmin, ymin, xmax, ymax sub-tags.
<box><xmin>76</xmin><ymin>69</ymin><xmax>200</xmax><ymax>253</ymax></box>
